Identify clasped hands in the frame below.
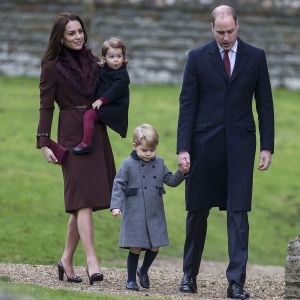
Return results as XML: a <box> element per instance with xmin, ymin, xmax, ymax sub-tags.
<box><xmin>178</xmin><ymin>151</ymin><xmax>190</xmax><ymax>174</ymax></box>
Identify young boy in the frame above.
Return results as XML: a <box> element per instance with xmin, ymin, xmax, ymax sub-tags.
<box><xmin>110</xmin><ymin>124</ymin><xmax>187</xmax><ymax>291</ymax></box>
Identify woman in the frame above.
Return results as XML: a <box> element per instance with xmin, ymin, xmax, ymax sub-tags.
<box><xmin>36</xmin><ymin>13</ymin><xmax>116</xmax><ymax>285</ymax></box>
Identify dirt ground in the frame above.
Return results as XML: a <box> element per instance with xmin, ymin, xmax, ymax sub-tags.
<box><xmin>0</xmin><ymin>258</ymin><xmax>285</xmax><ymax>299</ymax></box>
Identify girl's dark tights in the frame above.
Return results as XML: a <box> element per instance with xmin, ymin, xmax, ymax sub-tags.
<box><xmin>82</xmin><ymin>109</ymin><xmax>98</xmax><ymax>145</ymax></box>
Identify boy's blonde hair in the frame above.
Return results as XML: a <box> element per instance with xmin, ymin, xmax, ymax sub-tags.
<box><xmin>133</xmin><ymin>124</ymin><xmax>159</xmax><ymax>149</ymax></box>
<box><xmin>99</xmin><ymin>37</ymin><xmax>128</xmax><ymax>66</ymax></box>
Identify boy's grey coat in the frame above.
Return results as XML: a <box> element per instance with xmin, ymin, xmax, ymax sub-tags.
<box><xmin>110</xmin><ymin>151</ymin><xmax>185</xmax><ymax>249</ymax></box>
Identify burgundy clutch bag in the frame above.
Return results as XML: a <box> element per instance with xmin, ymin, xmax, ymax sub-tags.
<box><xmin>49</xmin><ymin>139</ymin><xmax>68</xmax><ymax>164</ymax></box>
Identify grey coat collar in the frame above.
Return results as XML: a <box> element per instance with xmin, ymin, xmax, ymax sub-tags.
<box><xmin>130</xmin><ymin>150</ymin><xmax>156</xmax><ymax>161</ymax></box>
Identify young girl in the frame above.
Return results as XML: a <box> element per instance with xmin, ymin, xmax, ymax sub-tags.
<box><xmin>110</xmin><ymin>124</ymin><xmax>186</xmax><ymax>291</ymax></box>
<box><xmin>73</xmin><ymin>37</ymin><xmax>130</xmax><ymax>154</ymax></box>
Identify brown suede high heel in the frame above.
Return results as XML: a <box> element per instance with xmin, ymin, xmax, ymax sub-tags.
<box><xmin>86</xmin><ymin>267</ymin><xmax>103</xmax><ymax>285</ymax></box>
<box><xmin>57</xmin><ymin>260</ymin><xmax>82</xmax><ymax>283</ymax></box>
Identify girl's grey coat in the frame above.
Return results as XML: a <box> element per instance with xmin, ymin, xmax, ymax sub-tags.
<box><xmin>110</xmin><ymin>151</ymin><xmax>185</xmax><ymax>249</ymax></box>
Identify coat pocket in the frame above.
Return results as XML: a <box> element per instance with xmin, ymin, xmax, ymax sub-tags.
<box><xmin>158</xmin><ymin>187</ymin><xmax>166</xmax><ymax>196</ymax></box>
<box><xmin>123</xmin><ymin>187</ymin><xmax>138</xmax><ymax>197</ymax></box>
<box><xmin>194</xmin><ymin>123</ymin><xmax>208</xmax><ymax>132</ymax></box>
<box><xmin>245</xmin><ymin>122</ymin><xmax>256</xmax><ymax>132</ymax></box>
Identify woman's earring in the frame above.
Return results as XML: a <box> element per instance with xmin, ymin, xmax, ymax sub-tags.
<box><xmin>60</xmin><ymin>40</ymin><xmax>64</xmax><ymax>45</ymax></box>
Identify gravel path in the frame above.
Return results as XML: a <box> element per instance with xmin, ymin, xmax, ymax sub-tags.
<box><xmin>0</xmin><ymin>259</ymin><xmax>285</xmax><ymax>299</ymax></box>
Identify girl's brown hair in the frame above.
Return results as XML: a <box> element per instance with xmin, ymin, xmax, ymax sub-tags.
<box><xmin>41</xmin><ymin>13</ymin><xmax>88</xmax><ymax>65</ymax></box>
<box><xmin>99</xmin><ymin>37</ymin><xmax>128</xmax><ymax>66</ymax></box>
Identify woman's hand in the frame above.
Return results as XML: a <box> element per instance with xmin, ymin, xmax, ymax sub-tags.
<box><xmin>111</xmin><ymin>209</ymin><xmax>121</xmax><ymax>216</ymax></box>
<box><xmin>92</xmin><ymin>99</ymin><xmax>103</xmax><ymax>110</ymax></box>
<box><xmin>41</xmin><ymin>146</ymin><xmax>58</xmax><ymax>164</ymax></box>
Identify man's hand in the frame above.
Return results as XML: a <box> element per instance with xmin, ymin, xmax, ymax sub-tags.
<box><xmin>258</xmin><ymin>150</ymin><xmax>272</xmax><ymax>171</ymax></box>
<box><xmin>92</xmin><ymin>99</ymin><xmax>103</xmax><ymax>110</ymax></box>
<box><xmin>178</xmin><ymin>151</ymin><xmax>190</xmax><ymax>173</ymax></box>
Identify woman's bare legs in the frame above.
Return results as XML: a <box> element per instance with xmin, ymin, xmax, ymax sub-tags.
<box><xmin>60</xmin><ymin>213</ymin><xmax>80</xmax><ymax>276</ymax></box>
<box><xmin>77</xmin><ymin>207</ymin><xmax>100</xmax><ymax>275</ymax></box>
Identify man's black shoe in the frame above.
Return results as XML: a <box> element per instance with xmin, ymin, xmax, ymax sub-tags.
<box><xmin>227</xmin><ymin>283</ymin><xmax>250</xmax><ymax>299</ymax></box>
<box><xmin>179</xmin><ymin>274</ymin><xmax>197</xmax><ymax>293</ymax></box>
<box><xmin>126</xmin><ymin>281</ymin><xmax>139</xmax><ymax>291</ymax></box>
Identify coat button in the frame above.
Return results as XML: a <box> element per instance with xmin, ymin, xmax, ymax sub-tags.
<box><xmin>152</xmin><ymin>165</ymin><xmax>155</xmax><ymax>168</ymax></box>
<box><xmin>153</xmin><ymin>176</ymin><xmax>156</xmax><ymax>179</ymax></box>
<box><xmin>144</xmin><ymin>186</ymin><xmax>147</xmax><ymax>190</ymax></box>
<box><xmin>143</xmin><ymin>175</ymin><xmax>145</xmax><ymax>178</ymax></box>
<box><xmin>155</xmin><ymin>186</ymin><xmax>158</xmax><ymax>189</ymax></box>
<box><xmin>141</xmin><ymin>164</ymin><xmax>144</xmax><ymax>167</ymax></box>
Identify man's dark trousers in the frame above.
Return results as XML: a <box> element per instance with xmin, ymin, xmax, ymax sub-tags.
<box><xmin>183</xmin><ymin>209</ymin><xmax>249</xmax><ymax>287</ymax></box>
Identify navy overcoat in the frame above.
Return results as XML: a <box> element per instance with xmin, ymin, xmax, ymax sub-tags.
<box><xmin>95</xmin><ymin>64</ymin><xmax>130</xmax><ymax>138</ymax></box>
<box><xmin>177</xmin><ymin>38</ymin><xmax>274</xmax><ymax>212</ymax></box>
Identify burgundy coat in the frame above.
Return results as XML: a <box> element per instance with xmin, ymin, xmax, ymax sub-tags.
<box><xmin>37</xmin><ymin>50</ymin><xmax>116</xmax><ymax>213</ymax></box>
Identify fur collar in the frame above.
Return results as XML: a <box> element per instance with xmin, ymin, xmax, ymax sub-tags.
<box><xmin>56</xmin><ymin>46</ymin><xmax>98</xmax><ymax>97</ymax></box>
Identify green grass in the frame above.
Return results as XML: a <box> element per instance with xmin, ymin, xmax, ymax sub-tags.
<box><xmin>0</xmin><ymin>76</ymin><xmax>299</xmax><ymax>270</ymax></box>
<box><xmin>0</xmin><ymin>281</ymin><xmax>165</xmax><ymax>300</ymax></box>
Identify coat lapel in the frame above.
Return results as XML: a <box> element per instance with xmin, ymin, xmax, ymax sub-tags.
<box><xmin>209</xmin><ymin>41</ymin><xmax>228</xmax><ymax>82</ymax></box>
<box><xmin>230</xmin><ymin>38</ymin><xmax>249</xmax><ymax>82</ymax></box>
<box><xmin>208</xmin><ymin>38</ymin><xmax>249</xmax><ymax>83</ymax></box>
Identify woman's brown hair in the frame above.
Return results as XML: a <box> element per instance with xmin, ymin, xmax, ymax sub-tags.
<box><xmin>41</xmin><ymin>13</ymin><xmax>88</xmax><ymax>65</ymax></box>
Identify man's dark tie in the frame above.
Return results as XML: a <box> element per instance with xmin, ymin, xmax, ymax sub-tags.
<box><xmin>223</xmin><ymin>50</ymin><xmax>231</xmax><ymax>80</ymax></box>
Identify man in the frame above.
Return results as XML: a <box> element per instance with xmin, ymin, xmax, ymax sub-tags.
<box><xmin>177</xmin><ymin>5</ymin><xmax>274</xmax><ymax>299</ymax></box>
